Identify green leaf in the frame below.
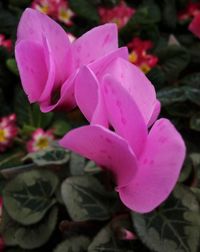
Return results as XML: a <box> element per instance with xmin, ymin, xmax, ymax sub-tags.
<box><xmin>3</xmin><ymin>170</ymin><xmax>58</xmax><ymax>225</ymax></box>
<box><xmin>157</xmin><ymin>87</ymin><xmax>187</xmax><ymax>105</ymax></box>
<box><xmin>190</xmin><ymin>113</ymin><xmax>200</xmax><ymax>131</ymax></box>
<box><xmin>32</xmin><ymin>104</ymin><xmax>54</xmax><ymax>128</ymax></box>
<box><xmin>69</xmin><ymin>152</ymin><xmax>85</xmax><ymax>176</ymax></box>
<box><xmin>61</xmin><ymin>176</ymin><xmax>117</xmax><ymax>221</ymax></box>
<box><xmin>6</xmin><ymin>59</ymin><xmax>19</xmax><ymax>75</ymax></box>
<box><xmin>1</xmin><ymin>207</ymin><xmax>58</xmax><ymax>250</ymax></box>
<box><xmin>69</xmin><ymin>0</ymin><xmax>99</xmax><ymax>22</ymax></box>
<box><xmin>15</xmin><ymin>206</ymin><xmax>58</xmax><ymax>249</ymax></box>
<box><xmin>53</xmin><ymin>120</ymin><xmax>71</xmax><ymax>137</ymax></box>
<box><xmin>157</xmin><ymin>45</ymin><xmax>190</xmax><ymax>82</ymax></box>
<box><xmin>24</xmin><ymin>147</ymin><xmax>70</xmax><ymax>166</ymax></box>
<box><xmin>132</xmin><ymin>185</ymin><xmax>200</xmax><ymax>252</ymax></box>
<box><xmin>54</xmin><ymin>236</ymin><xmax>90</xmax><ymax>252</ymax></box>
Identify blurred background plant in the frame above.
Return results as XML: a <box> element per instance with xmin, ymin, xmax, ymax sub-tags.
<box><xmin>0</xmin><ymin>0</ymin><xmax>200</xmax><ymax>251</ymax></box>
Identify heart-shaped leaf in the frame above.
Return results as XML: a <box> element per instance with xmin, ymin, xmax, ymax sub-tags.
<box><xmin>132</xmin><ymin>185</ymin><xmax>200</xmax><ymax>252</ymax></box>
<box><xmin>3</xmin><ymin>170</ymin><xmax>58</xmax><ymax>225</ymax></box>
<box><xmin>61</xmin><ymin>176</ymin><xmax>117</xmax><ymax>221</ymax></box>
<box><xmin>54</xmin><ymin>236</ymin><xmax>90</xmax><ymax>252</ymax></box>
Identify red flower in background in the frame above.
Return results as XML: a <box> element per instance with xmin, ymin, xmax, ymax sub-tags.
<box><xmin>26</xmin><ymin>128</ymin><xmax>55</xmax><ymax>153</ymax></box>
<box><xmin>0</xmin><ymin>114</ymin><xmax>18</xmax><ymax>152</ymax></box>
<box><xmin>98</xmin><ymin>1</ymin><xmax>135</xmax><ymax>29</ymax></box>
<box><xmin>0</xmin><ymin>34</ymin><xmax>12</xmax><ymax>51</ymax></box>
<box><xmin>31</xmin><ymin>0</ymin><xmax>74</xmax><ymax>26</ymax></box>
<box><xmin>128</xmin><ymin>38</ymin><xmax>158</xmax><ymax>73</ymax></box>
<box><xmin>178</xmin><ymin>1</ymin><xmax>200</xmax><ymax>21</ymax></box>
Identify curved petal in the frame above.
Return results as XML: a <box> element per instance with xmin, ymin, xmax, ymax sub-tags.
<box><xmin>102</xmin><ymin>75</ymin><xmax>147</xmax><ymax>157</ymax></box>
<box><xmin>75</xmin><ymin>66</ymin><xmax>99</xmax><ymax>122</ymax></box>
<box><xmin>72</xmin><ymin>23</ymin><xmax>118</xmax><ymax>68</ymax></box>
<box><xmin>17</xmin><ymin>8</ymin><xmax>72</xmax><ymax>82</ymax></box>
<box><xmin>15</xmin><ymin>40</ymin><xmax>48</xmax><ymax>103</ymax></box>
<box><xmin>118</xmin><ymin>119</ymin><xmax>186</xmax><ymax>213</ymax></box>
<box><xmin>59</xmin><ymin>125</ymin><xmax>138</xmax><ymax>187</ymax></box>
<box><xmin>100</xmin><ymin>58</ymin><xmax>159</xmax><ymax>126</ymax></box>
<box><xmin>40</xmin><ymin>71</ymin><xmax>76</xmax><ymax>112</ymax></box>
<box><xmin>147</xmin><ymin>100</ymin><xmax>161</xmax><ymax>127</ymax></box>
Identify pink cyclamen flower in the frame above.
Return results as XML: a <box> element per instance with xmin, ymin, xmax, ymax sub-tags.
<box><xmin>0</xmin><ymin>114</ymin><xmax>18</xmax><ymax>152</ymax></box>
<box><xmin>128</xmin><ymin>37</ymin><xmax>158</xmax><ymax>74</ymax></box>
<box><xmin>26</xmin><ymin>128</ymin><xmax>55</xmax><ymax>152</ymax></box>
<box><xmin>189</xmin><ymin>12</ymin><xmax>200</xmax><ymax>38</ymax></box>
<box><xmin>15</xmin><ymin>8</ymin><xmax>128</xmax><ymax>113</ymax></box>
<box><xmin>60</xmin><ymin>72</ymin><xmax>186</xmax><ymax>213</ymax></box>
<box><xmin>0</xmin><ymin>34</ymin><xmax>12</xmax><ymax>51</ymax></box>
<box><xmin>31</xmin><ymin>0</ymin><xmax>74</xmax><ymax>26</ymax></box>
<box><xmin>98</xmin><ymin>1</ymin><xmax>135</xmax><ymax>29</ymax></box>
<box><xmin>74</xmin><ymin>58</ymin><xmax>160</xmax><ymax>128</ymax></box>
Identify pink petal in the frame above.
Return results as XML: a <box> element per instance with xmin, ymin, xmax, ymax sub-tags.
<box><xmin>118</xmin><ymin>119</ymin><xmax>186</xmax><ymax>213</ymax></box>
<box><xmin>40</xmin><ymin>71</ymin><xmax>76</xmax><ymax>112</ymax></box>
<box><xmin>189</xmin><ymin>13</ymin><xmax>200</xmax><ymax>39</ymax></box>
<box><xmin>59</xmin><ymin>125</ymin><xmax>138</xmax><ymax>187</ymax></box>
<box><xmin>72</xmin><ymin>23</ymin><xmax>118</xmax><ymax>68</ymax></box>
<box><xmin>17</xmin><ymin>8</ymin><xmax>72</xmax><ymax>83</ymax></box>
<box><xmin>15</xmin><ymin>40</ymin><xmax>48</xmax><ymax>103</ymax></box>
<box><xmin>100</xmin><ymin>58</ymin><xmax>159</xmax><ymax>126</ymax></box>
<box><xmin>75</xmin><ymin>67</ymin><xmax>99</xmax><ymax>122</ymax></box>
<box><xmin>147</xmin><ymin>100</ymin><xmax>161</xmax><ymax>127</ymax></box>
<box><xmin>102</xmin><ymin>75</ymin><xmax>147</xmax><ymax>157</ymax></box>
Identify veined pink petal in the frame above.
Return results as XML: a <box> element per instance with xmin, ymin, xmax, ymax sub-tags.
<box><xmin>15</xmin><ymin>40</ymin><xmax>48</xmax><ymax>103</ymax></box>
<box><xmin>16</xmin><ymin>8</ymin><xmax>72</xmax><ymax>83</ymax></box>
<box><xmin>59</xmin><ymin>125</ymin><xmax>138</xmax><ymax>187</ymax></box>
<box><xmin>72</xmin><ymin>23</ymin><xmax>118</xmax><ymax>68</ymax></box>
<box><xmin>118</xmin><ymin>119</ymin><xmax>186</xmax><ymax>213</ymax></box>
<box><xmin>189</xmin><ymin>13</ymin><xmax>200</xmax><ymax>38</ymax></box>
<box><xmin>99</xmin><ymin>58</ymin><xmax>159</xmax><ymax>126</ymax></box>
<box><xmin>102</xmin><ymin>75</ymin><xmax>147</xmax><ymax>157</ymax></box>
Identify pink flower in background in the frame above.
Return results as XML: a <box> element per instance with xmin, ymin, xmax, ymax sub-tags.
<box><xmin>0</xmin><ymin>114</ymin><xmax>18</xmax><ymax>152</ymax></box>
<box><xmin>128</xmin><ymin>37</ymin><xmax>158</xmax><ymax>73</ymax></box>
<box><xmin>178</xmin><ymin>2</ymin><xmax>200</xmax><ymax>21</ymax></box>
<box><xmin>0</xmin><ymin>34</ymin><xmax>12</xmax><ymax>51</ymax></box>
<box><xmin>74</xmin><ymin>58</ymin><xmax>160</xmax><ymax>128</ymax></box>
<box><xmin>31</xmin><ymin>0</ymin><xmax>74</xmax><ymax>26</ymax></box>
<box><xmin>98</xmin><ymin>1</ymin><xmax>135</xmax><ymax>29</ymax></box>
<box><xmin>189</xmin><ymin>12</ymin><xmax>200</xmax><ymax>38</ymax></box>
<box><xmin>15</xmin><ymin>8</ymin><xmax>128</xmax><ymax>113</ymax></box>
<box><xmin>26</xmin><ymin>128</ymin><xmax>55</xmax><ymax>152</ymax></box>
<box><xmin>60</xmin><ymin>73</ymin><xmax>186</xmax><ymax>213</ymax></box>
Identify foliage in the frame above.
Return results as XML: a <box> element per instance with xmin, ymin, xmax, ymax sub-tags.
<box><xmin>0</xmin><ymin>0</ymin><xmax>200</xmax><ymax>251</ymax></box>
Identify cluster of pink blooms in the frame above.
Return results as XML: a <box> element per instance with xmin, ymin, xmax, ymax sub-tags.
<box><xmin>178</xmin><ymin>1</ymin><xmax>200</xmax><ymax>39</ymax></box>
<box><xmin>0</xmin><ymin>114</ymin><xmax>18</xmax><ymax>152</ymax></box>
<box><xmin>178</xmin><ymin>1</ymin><xmax>200</xmax><ymax>21</ymax></box>
<box><xmin>98</xmin><ymin>1</ymin><xmax>135</xmax><ymax>29</ymax></box>
<box><xmin>128</xmin><ymin>37</ymin><xmax>158</xmax><ymax>73</ymax></box>
<box><xmin>0</xmin><ymin>34</ymin><xmax>12</xmax><ymax>51</ymax></box>
<box><xmin>31</xmin><ymin>0</ymin><xmax>74</xmax><ymax>26</ymax></box>
<box><xmin>26</xmin><ymin>128</ymin><xmax>54</xmax><ymax>152</ymax></box>
<box><xmin>15</xmin><ymin>8</ymin><xmax>186</xmax><ymax>213</ymax></box>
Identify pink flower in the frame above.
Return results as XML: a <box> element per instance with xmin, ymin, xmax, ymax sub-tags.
<box><xmin>0</xmin><ymin>34</ymin><xmax>12</xmax><ymax>51</ymax></box>
<box><xmin>60</xmin><ymin>68</ymin><xmax>186</xmax><ymax>213</ymax></box>
<box><xmin>128</xmin><ymin>38</ymin><xmax>158</xmax><ymax>73</ymax></box>
<box><xmin>178</xmin><ymin>2</ymin><xmax>200</xmax><ymax>21</ymax></box>
<box><xmin>15</xmin><ymin>8</ymin><xmax>128</xmax><ymax>113</ymax></box>
<box><xmin>75</xmin><ymin>58</ymin><xmax>160</xmax><ymax>128</ymax></box>
<box><xmin>26</xmin><ymin>128</ymin><xmax>55</xmax><ymax>152</ymax></box>
<box><xmin>98</xmin><ymin>1</ymin><xmax>135</xmax><ymax>29</ymax></box>
<box><xmin>31</xmin><ymin>0</ymin><xmax>74</xmax><ymax>26</ymax></box>
<box><xmin>0</xmin><ymin>114</ymin><xmax>18</xmax><ymax>152</ymax></box>
<box><xmin>189</xmin><ymin>12</ymin><xmax>200</xmax><ymax>38</ymax></box>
